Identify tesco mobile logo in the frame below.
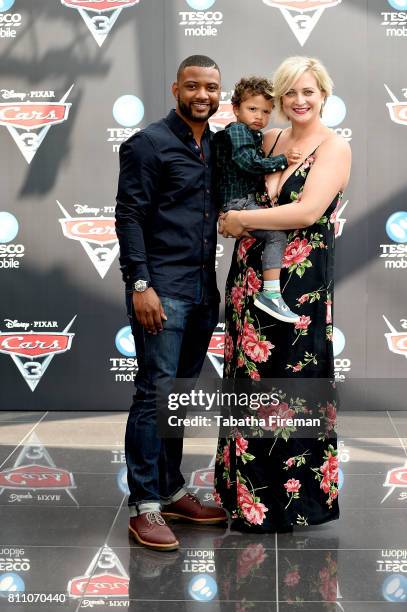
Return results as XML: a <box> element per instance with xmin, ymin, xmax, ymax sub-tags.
<box><xmin>115</xmin><ymin>326</ymin><xmax>136</xmax><ymax>357</ymax></box>
<box><xmin>112</xmin><ymin>95</ymin><xmax>144</xmax><ymax>127</ymax></box>
<box><xmin>382</xmin><ymin>574</ymin><xmax>407</xmax><ymax>603</ymax></box>
<box><xmin>188</xmin><ymin>574</ymin><xmax>217</xmax><ymax>602</ymax></box>
<box><xmin>186</xmin><ymin>0</ymin><xmax>215</xmax><ymax>8</ymax></box>
<box><xmin>386</xmin><ymin>212</ymin><xmax>407</xmax><ymax>243</ymax></box>
<box><xmin>332</xmin><ymin>326</ymin><xmax>345</xmax><ymax>357</ymax></box>
<box><xmin>0</xmin><ymin>0</ymin><xmax>15</xmax><ymax>12</ymax></box>
<box><xmin>0</xmin><ymin>212</ymin><xmax>18</xmax><ymax>243</ymax></box>
<box><xmin>0</xmin><ymin>573</ymin><xmax>25</xmax><ymax>595</ymax></box>
<box><xmin>387</xmin><ymin>0</ymin><xmax>407</xmax><ymax>9</ymax></box>
<box><xmin>321</xmin><ymin>95</ymin><xmax>347</xmax><ymax>128</ymax></box>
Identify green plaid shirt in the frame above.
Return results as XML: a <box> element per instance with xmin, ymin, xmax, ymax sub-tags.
<box><xmin>213</xmin><ymin>122</ymin><xmax>288</xmax><ymax>208</ymax></box>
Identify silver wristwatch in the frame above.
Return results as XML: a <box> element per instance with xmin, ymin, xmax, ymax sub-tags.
<box><xmin>133</xmin><ymin>280</ymin><xmax>150</xmax><ymax>292</ymax></box>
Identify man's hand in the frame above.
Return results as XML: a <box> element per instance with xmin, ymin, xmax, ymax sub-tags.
<box><xmin>218</xmin><ymin>210</ymin><xmax>249</xmax><ymax>239</ymax></box>
<box><xmin>286</xmin><ymin>148</ymin><xmax>302</xmax><ymax>165</ymax></box>
<box><xmin>132</xmin><ymin>288</ymin><xmax>167</xmax><ymax>334</ymax></box>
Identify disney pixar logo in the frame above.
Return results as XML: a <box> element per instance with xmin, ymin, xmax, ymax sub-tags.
<box><xmin>57</xmin><ymin>201</ymin><xmax>118</xmax><ymax>279</ymax></box>
<box><xmin>61</xmin><ymin>0</ymin><xmax>140</xmax><ymax>47</ymax></box>
<box><xmin>0</xmin><ymin>317</ymin><xmax>76</xmax><ymax>391</ymax></box>
<box><xmin>262</xmin><ymin>0</ymin><xmax>341</xmax><ymax>46</ymax></box>
<box><xmin>0</xmin><ymin>86</ymin><xmax>73</xmax><ymax>163</ymax></box>
<box><xmin>68</xmin><ymin>546</ymin><xmax>129</xmax><ymax>600</ymax></box>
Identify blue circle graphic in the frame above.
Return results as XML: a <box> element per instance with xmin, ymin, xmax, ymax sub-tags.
<box><xmin>386</xmin><ymin>211</ymin><xmax>407</xmax><ymax>243</ymax></box>
<box><xmin>188</xmin><ymin>574</ymin><xmax>217</xmax><ymax>602</ymax></box>
<box><xmin>382</xmin><ymin>574</ymin><xmax>407</xmax><ymax>602</ymax></box>
<box><xmin>387</xmin><ymin>0</ymin><xmax>407</xmax><ymax>10</ymax></box>
<box><xmin>0</xmin><ymin>573</ymin><xmax>25</xmax><ymax>596</ymax></box>
<box><xmin>117</xmin><ymin>466</ymin><xmax>130</xmax><ymax>495</ymax></box>
<box><xmin>333</xmin><ymin>327</ymin><xmax>345</xmax><ymax>358</ymax></box>
<box><xmin>321</xmin><ymin>95</ymin><xmax>347</xmax><ymax>128</ymax></box>
<box><xmin>0</xmin><ymin>0</ymin><xmax>15</xmax><ymax>12</ymax></box>
<box><xmin>0</xmin><ymin>212</ymin><xmax>19</xmax><ymax>243</ymax></box>
<box><xmin>186</xmin><ymin>0</ymin><xmax>216</xmax><ymax>9</ymax></box>
<box><xmin>115</xmin><ymin>326</ymin><xmax>136</xmax><ymax>357</ymax></box>
<box><xmin>113</xmin><ymin>95</ymin><xmax>144</xmax><ymax>128</ymax></box>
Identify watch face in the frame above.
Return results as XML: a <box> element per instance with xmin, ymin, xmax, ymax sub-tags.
<box><xmin>134</xmin><ymin>280</ymin><xmax>147</xmax><ymax>291</ymax></box>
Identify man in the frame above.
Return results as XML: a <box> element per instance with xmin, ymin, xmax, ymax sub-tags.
<box><xmin>115</xmin><ymin>55</ymin><xmax>226</xmax><ymax>552</ymax></box>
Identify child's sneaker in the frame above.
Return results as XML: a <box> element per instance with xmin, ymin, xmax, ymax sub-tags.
<box><xmin>254</xmin><ymin>293</ymin><xmax>300</xmax><ymax>323</ymax></box>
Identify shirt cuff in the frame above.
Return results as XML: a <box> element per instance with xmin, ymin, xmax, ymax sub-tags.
<box><xmin>121</xmin><ymin>264</ymin><xmax>151</xmax><ymax>286</ymax></box>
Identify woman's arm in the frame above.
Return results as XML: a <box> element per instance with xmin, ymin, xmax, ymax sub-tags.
<box><xmin>220</xmin><ymin>136</ymin><xmax>351</xmax><ymax>236</ymax></box>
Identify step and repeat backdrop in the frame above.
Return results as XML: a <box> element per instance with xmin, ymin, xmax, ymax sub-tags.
<box><xmin>0</xmin><ymin>0</ymin><xmax>406</xmax><ymax>410</ymax></box>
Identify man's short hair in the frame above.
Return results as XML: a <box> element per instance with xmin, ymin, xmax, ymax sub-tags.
<box><xmin>177</xmin><ymin>55</ymin><xmax>220</xmax><ymax>81</ymax></box>
<box><xmin>231</xmin><ymin>77</ymin><xmax>274</xmax><ymax>107</ymax></box>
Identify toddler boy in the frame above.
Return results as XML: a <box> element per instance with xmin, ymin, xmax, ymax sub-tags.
<box><xmin>213</xmin><ymin>76</ymin><xmax>301</xmax><ymax>323</ymax></box>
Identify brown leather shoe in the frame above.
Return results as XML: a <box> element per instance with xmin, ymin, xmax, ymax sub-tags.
<box><xmin>161</xmin><ymin>492</ymin><xmax>227</xmax><ymax>524</ymax></box>
<box><xmin>128</xmin><ymin>512</ymin><xmax>179</xmax><ymax>551</ymax></box>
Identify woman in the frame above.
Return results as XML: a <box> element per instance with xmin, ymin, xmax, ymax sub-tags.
<box><xmin>214</xmin><ymin>57</ymin><xmax>351</xmax><ymax>532</ymax></box>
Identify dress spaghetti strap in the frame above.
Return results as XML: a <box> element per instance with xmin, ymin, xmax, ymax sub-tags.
<box><xmin>268</xmin><ymin>129</ymin><xmax>284</xmax><ymax>156</ymax></box>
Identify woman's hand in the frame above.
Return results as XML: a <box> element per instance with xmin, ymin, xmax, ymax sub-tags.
<box><xmin>218</xmin><ymin>210</ymin><xmax>249</xmax><ymax>238</ymax></box>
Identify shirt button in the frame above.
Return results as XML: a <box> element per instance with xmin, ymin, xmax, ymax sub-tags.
<box><xmin>281</xmin><ymin>165</ymin><xmax>286</xmax><ymax>169</ymax></box>
<box><xmin>202</xmin><ymin>264</ymin><xmax>206</xmax><ymax>269</ymax></box>
<box><xmin>272</xmin><ymin>169</ymin><xmax>276</xmax><ymax>172</ymax></box>
<box><xmin>205</xmin><ymin>212</ymin><xmax>209</xmax><ymax>218</ymax></box>
<box><xmin>206</xmin><ymin>189</ymin><xmax>210</xmax><ymax>194</ymax></box>
<box><xmin>204</xmin><ymin>239</ymin><xmax>208</xmax><ymax>244</ymax></box>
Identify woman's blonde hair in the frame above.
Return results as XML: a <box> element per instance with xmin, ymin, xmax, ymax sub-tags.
<box><xmin>272</xmin><ymin>56</ymin><xmax>333</xmax><ymax>119</ymax></box>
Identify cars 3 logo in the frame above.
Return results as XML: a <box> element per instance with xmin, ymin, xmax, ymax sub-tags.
<box><xmin>61</xmin><ymin>0</ymin><xmax>140</xmax><ymax>46</ymax></box>
<box><xmin>262</xmin><ymin>0</ymin><xmax>342</xmax><ymax>46</ymax></box>
<box><xmin>0</xmin><ymin>85</ymin><xmax>74</xmax><ymax>163</ymax></box>
<box><xmin>0</xmin><ymin>317</ymin><xmax>76</xmax><ymax>391</ymax></box>
<box><xmin>57</xmin><ymin>201</ymin><xmax>119</xmax><ymax>279</ymax></box>
<box><xmin>68</xmin><ymin>546</ymin><xmax>129</xmax><ymax>599</ymax></box>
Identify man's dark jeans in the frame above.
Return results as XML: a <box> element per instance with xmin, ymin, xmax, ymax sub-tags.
<box><xmin>125</xmin><ymin>291</ymin><xmax>219</xmax><ymax>510</ymax></box>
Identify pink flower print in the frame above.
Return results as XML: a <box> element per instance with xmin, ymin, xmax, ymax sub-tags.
<box><xmin>249</xmin><ymin>369</ymin><xmax>261</xmax><ymax>380</ymax></box>
<box><xmin>284</xmin><ymin>479</ymin><xmax>301</xmax><ymax>493</ymax></box>
<box><xmin>235</xmin><ymin>435</ymin><xmax>249</xmax><ymax>457</ymax></box>
<box><xmin>298</xmin><ymin>293</ymin><xmax>309</xmax><ymax>304</ymax></box>
<box><xmin>224</xmin><ymin>332</ymin><xmax>234</xmax><ymax>363</ymax></box>
<box><xmin>284</xmin><ymin>570</ymin><xmax>301</xmax><ymax>587</ymax></box>
<box><xmin>292</xmin><ymin>363</ymin><xmax>302</xmax><ymax>373</ymax></box>
<box><xmin>231</xmin><ymin>285</ymin><xmax>245</xmax><ymax>314</ymax></box>
<box><xmin>237</xmin><ymin>355</ymin><xmax>245</xmax><ymax>368</ymax></box>
<box><xmin>301</xmin><ymin>155</ymin><xmax>315</xmax><ymax>171</ymax></box>
<box><xmin>237</xmin><ymin>544</ymin><xmax>267</xmax><ymax>580</ymax></box>
<box><xmin>240</xmin><ymin>498</ymin><xmax>268</xmax><ymax>526</ymax></box>
<box><xmin>245</xmin><ymin>267</ymin><xmax>262</xmax><ymax>296</ymax></box>
<box><xmin>286</xmin><ymin>457</ymin><xmax>295</xmax><ymax>468</ymax></box>
<box><xmin>325</xmin><ymin>298</ymin><xmax>332</xmax><ymax>324</ymax></box>
<box><xmin>258</xmin><ymin>402</ymin><xmax>295</xmax><ymax>431</ymax></box>
<box><xmin>295</xmin><ymin>315</ymin><xmax>311</xmax><ymax>331</ymax></box>
<box><xmin>237</xmin><ymin>237</ymin><xmax>256</xmax><ymax>262</ymax></box>
<box><xmin>241</xmin><ymin>321</ymin><xmax>273</xmax><ymax>363</ymax></box>
<box><xmin>213</xmin><ymin>490</ymin><xmax>222</xmax><ymax>506</ymax></box>
<box><xmin>237</xmin><ymin>482</ymin><xmax>253</xmax><ymax>506</ymax></box>
<box><xmin>282</xmin><ymin>237</ymin><xmax>312</xmax><ymax>268</ymax></box>
<box><xmin>222</xmin><ymin>444</ymin><xmax>230</xmax><ymax>469</ymax></box>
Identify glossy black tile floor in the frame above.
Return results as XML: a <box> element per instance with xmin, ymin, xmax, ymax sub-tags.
<box><xmin>0</xmin><ymin>410</ymin><xmax>406</xmax><ymax>611</ymax></box>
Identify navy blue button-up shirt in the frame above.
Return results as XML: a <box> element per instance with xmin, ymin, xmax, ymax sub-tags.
<box><xmin>115</xmin><ymin>110</ymin><xmax>219</xmax><ymax>304</ymax></box>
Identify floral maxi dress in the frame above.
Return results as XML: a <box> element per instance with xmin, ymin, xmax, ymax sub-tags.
<box><xmin>214</xmin><ymin>149</ymin><xmax>342</xmax><ymax>531</ymax></box>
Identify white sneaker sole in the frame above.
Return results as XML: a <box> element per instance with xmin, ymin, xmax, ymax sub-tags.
<box><xmin>254</xmin><ymin>298</ymin><xmax>300</xmax><ymax>324</ymax></box>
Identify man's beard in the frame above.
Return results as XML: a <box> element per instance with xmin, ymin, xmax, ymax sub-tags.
<box><xmin>177</xmin><ymin>96</ymin><xmax>219</xmax><ymax>123</ymax></box>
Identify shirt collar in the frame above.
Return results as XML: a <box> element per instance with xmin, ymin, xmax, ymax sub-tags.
<box><xmin>165</xmin><ymin>109</ymin><xmax>211</xmax><ymax>143</ymax></box>
<box><xmin>225</xmin><ymin>121</ymin><xmax>263</xmax><ymax>144</ymax></box>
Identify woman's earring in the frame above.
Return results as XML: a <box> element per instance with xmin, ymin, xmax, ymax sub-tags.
<box><xmin>320</xmin><ymin>100</ymin><xmax>326</xmax><ymax>118</ymax></box>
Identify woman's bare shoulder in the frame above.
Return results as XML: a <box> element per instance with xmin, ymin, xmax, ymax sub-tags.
<box><xmin>318</xmin><ymin>131</ymin><xmax>351</xmax><ymax>157</ymax></box>
<box><xmin>263</xmin><ymin>128</ymin><xmax>285</xmax><ymax>152</ymax></box>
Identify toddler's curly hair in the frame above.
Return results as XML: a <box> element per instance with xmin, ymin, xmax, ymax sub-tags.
<box><xmin>231</xmin><ymin>76</ymin><xmax>274</xmax><ymax>107</ymax></box>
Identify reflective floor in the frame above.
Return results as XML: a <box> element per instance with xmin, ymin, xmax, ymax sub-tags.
<box><xmin>0</xmin><ymin>410</ymin><xmax>406</xmax><ymax>610</ymax></box>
